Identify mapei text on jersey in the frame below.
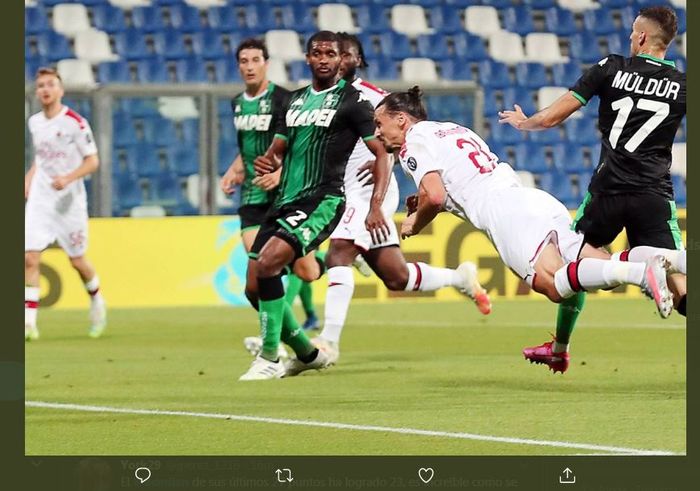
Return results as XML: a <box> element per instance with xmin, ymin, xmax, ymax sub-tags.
<box><xmin>611</xmin><ymin>71</ymin><xmax>681</xmax><ymax>101</ymax></box>
<box><xmin>286</xmin><ymin>109</ymin><xmax>337</xmax><ymax>128</ymax></box>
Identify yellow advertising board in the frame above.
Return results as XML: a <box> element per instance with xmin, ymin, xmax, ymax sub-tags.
<box><xmin>39</xmin><ymin>209</ymin><xmax>686</xmax><ymax>309</ymax></box>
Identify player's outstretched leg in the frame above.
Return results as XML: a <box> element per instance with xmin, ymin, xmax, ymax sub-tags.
<box><xmin>69</xmin><ymin>256</ymin><xmax>107</xmax><ymax>338</ymax></box>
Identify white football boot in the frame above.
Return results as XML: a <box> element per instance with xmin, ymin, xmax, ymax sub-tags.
<box><xmin>311</xmin><ymin>337</ymin><xmax>340</xmax><ymax>365</ymax></box>
<box><xmin>239</xmin><ymin>355</ymin><xmax>286</xmax><ymax>381</ymax></box>
<box><xmin>88</xmin><ymin>296</ymin><xmax>107</xmax><ymax>338</ymax></box>
<box><xmin>456</xmin><ymin>261</ymin><xmax>492</xmax><ymax>315</ymax></box>
<box><xmin>284</xmin><ymin>349</ymin><xmax>333</xmax><ymax>377</ymax></box>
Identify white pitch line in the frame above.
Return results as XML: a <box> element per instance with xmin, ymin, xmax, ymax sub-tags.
<box><xmin>354</xmin><ymin>320</ymin><xmax>686</xmax><ymax>330</ymax></box>
<box><xmin>26</xmin><ymin>401</ymin><xmax>676</xmax><ymax>456</ymax></box>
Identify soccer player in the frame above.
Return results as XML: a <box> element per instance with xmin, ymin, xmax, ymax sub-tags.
<box><xmin>313</xmin><ymin>33</ymin><xmax>491</xmax><ymax>365</ymax></box>
<box><xmin>218</xmin><ymin>39</ymin><xmax>320</xmax><ymax>354</ymax></box>
<box><xmin>374</xmin><ymin>87</ymin><xmax>684</xmax><ymax>373</ymax></box>
<box><xmin>238</xmin><ymin>31</ymin><xmax>391</xmax><ymax>380</ymax></box>
<box><xmin>498</xmin><ymin>5</ymin><xmax>686</xmax><ymax>368</ymax></box>
<box><xmin>25</xmin><ymin>68</ymin><xmax>107</xmax><ymax>340</ymax></box>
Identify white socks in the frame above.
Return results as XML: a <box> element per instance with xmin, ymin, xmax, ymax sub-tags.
<box><xmin>25</xmin><ymin>286</ymin><xmax>39</xmax><ymax>328</ymax></box>
<box><xmin>320</xmin><ymin>266</ymin><xmax>354</xmax><ymax>344</ymax></box>
<box><xmin>404</xmin><ymin>262</ymin><xmax>462</xmax><ymax>291</ymax></box>
<box><xmin>554</xmin><ymin>259</ymin><xmax>645</xmax><ymax>298</ymax></box>
<box><xmin>612</xmin><ymin>246</ymin><xmax>686</xmax><ymax>275</ymax></box>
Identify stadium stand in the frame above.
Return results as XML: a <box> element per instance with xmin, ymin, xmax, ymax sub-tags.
<box><xmin>25</xmin><ymin>0</ymin><xmax>686</xmax><ymax>216</ymax></box>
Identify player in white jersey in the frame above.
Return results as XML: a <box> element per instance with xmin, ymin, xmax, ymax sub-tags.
<box><xmin>25</xmin><ymin>68</ymin><xmax>107</xmax><ymax>340</ymax></box>
<box><xmin>312</xmin><ymin>34</ymin><xmax>492</xmax><ymax>365</ymax></box>
<box><xmin>373</xmin><ymin>86</ymin><xmax>685</xmax><ymax>373</ymax></box>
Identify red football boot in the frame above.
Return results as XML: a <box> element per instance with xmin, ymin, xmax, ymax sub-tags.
<box><xmin>523</xmin><ymin>338</ymin><xmax>570</xmax><ymax>374</ymax></box>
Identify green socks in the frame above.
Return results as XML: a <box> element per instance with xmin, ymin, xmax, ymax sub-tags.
<box><xmin>299</xmin><ymin>281</ymin><xmax>315</xmax><ymax>317</ymax></box>
<box><xmin>555</xmin><ymin>292</ymin><xmax>586</xmax><ymax>348</ymax></box>
<box><xmin>259</xmin><ymin>296</ymin><xmax>285</xmax><ymax>361</ymax></box>
<box><xmin>281</xmin><ymin>303</ymin><xmax>315</xmax><ymax>357</ymax></box>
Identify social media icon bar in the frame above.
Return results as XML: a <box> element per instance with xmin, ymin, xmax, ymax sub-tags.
<box><xmin>135</xmin><ymin>467</ymin><xmax>151</xmax><ymax>484</ymax></box>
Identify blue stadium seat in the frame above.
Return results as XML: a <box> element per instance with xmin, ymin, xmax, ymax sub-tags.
<box><xmin>539</xmin><ymin>171</ymin><xmax>578</xmax><ymax>208</ymax></box>
<box><xmin>544</xmin><ymin>7</ymin><xmax>577</xmax><ymax>37</ymax></box>
<box><xmin>218</xmin><ymin>139</ymin><xmax>238</xmax><ymax>175</ymax></box>
<box><xmin>207</xmin><ymin>6</ymin><xmax>239</xmax><ymax>32</ymax></box>
<box><xmin>154</xmin><ymin>171</ymin><xmax>186</xmax><ymax>206</ymax></box>
<box><xmin>97</xmin><ymin>61</ymin><xmax>132</xmax><ymax>83</ymax></box>
<box><xmin>131</xmin><ymin>6</ymin><xmax>166</xmax><ymax>33</ymax></box>
<box><xmin>288</xmin><ymin>61</ymin><xmax>309</xmax><ymax>82</ymax></box>
<box><xmin>452</xmin><ymin>33</ymin><xmax>488</xmax><ymax>62</ymax></box>
<box><xmin>583</xmin><ymin>8</ymin><xmax>618</xmax><ymax>35</ymax></box>
<box><xmin>429</xmin><ymin>6</ymin><xmax>463</xmax><ymax>34</ymax></box>
<box><xmin>191</xmin><ymin>29</ymin><xmax>228</xmax><ymax>61</ymax></box>
<box><xmin>280</xmin><ymin>4</ymin><xmax>316</xmax><ymax>32</ymax></box>
<box><xmin>575</xmin><ymin>171</ymin><xmax>591</xmax><ymax>196</ymax></box>
<box><xmin>117</xmin><ymin>98</ymin><xmax>161</xmax><ymax>118</ymax></box>
<box><xmin>672</xmin><ymin>175</ymin><xmax>686</xmax><ymax>206</ymax></box>
<box><xmin>444</xmin><ymin>0</ymin><xmax>483</xmax><ymax>6</ymax></box>
<box><xmin>218</xmin><ymin>99</ymin><xmax>233</xmax><ymax>117</ymax></box>
<box><xmin>478</xmin><ymin>61</ymin><xmax>512</xmax><ymax>89</ymax></box>
<box><xmin>91</xmin><ymin>4</ymin><xmax>127</xmax><ymax>34</ymax></box>
<box><xmin>128</xmin><ymin>143</ymin><xmax>163</xmax><ymax>177</ymax></box>
<box><xmin>166</xmin><ymin>144</ymin><xmax>200</xmax><ymax>176</ymax></box>
<box><xmin>176</xmin><ymin>58</ymin><xmax>209</xmax><ymax>82</ymax></box>
<box><xmin>181</xmin><ymin>119</ymin><xmax>200</xmax><ymax>144</ymax></box>
<box><xmin>503</xmin><ymin>7</ymin><xmax>535</xmax><ymax>37</ymax></box>
<box><xmin>605</xmin><ymin>32</ymin><xmax>627</xmax><ymax>54</ymax></box>
<box><xmin>394</xmin><ymin>0</ymin><xmax>441</xmax><ymax>7</ymax></box>
<box><xmin>114</xmin><ymin>29</ymin><xmax>152</xmax><ymax>61</ymax></box>
<box><xmin>25</xmin><ymin>7</ymin><xmax>50</xmax><ymax>35</ymax></box>
<box><xmin>515</xmin><ymin>62</ymin><xmax>548</xmax><ymax>89</ymax></box>
<box><xmin>170</xmin><ymin>4</ymin><xmax>204</xmax><ymax>32</ymax></box>
<box><xmin>417</xmin><ymin>34</ymin><xmax>450</xmax><ymax>60</ymax></box>
<box><xmin>482</xmin><ymin>0</ymin><xmax>517</xmax><ymax>7</ymax></box>
<box><xmin>483</xmin><ymin>89</ymin><xmax>501</xmax><ymax>117</ymax></box>
<box><xmin>244</xmin><ymin>4</ymin><xmax>280</xmax><ymax>32</ymax></box>
<box><xmin>136</xmin><ymin>58</ymin><xmax>171</xmax><ymax>83</ymax></box>
<box><xmin>568</xmin><ymin>32</ymin><xmax>605</xmax><ymax>63</ymax></box>
<box><xmin>489</xmin><ymin>117</ymin><xmax>525</xmax><ymax>145</ymax></box>
<box><xmin>37</xmin><ymin>31</ymin><xmax>73</xmax><ymax>62</ymax></box>
<box><xmin>143</xmin><ymin>117</ymin><xmax>178</xmax><ymax>146</ymax></box>
<box><xmin>522</xmin><ymin>0</ymin><xmax>557</xmax><ymax>7</ymax></box>
<box><xmin>355</xmin><ymin>5</ymin><xmax>391</xmax><ymax>34</ymax></box>
<box><xmin>552</xmin><ymin>143</ymin><xmax>589</xmax><ymax>173</ymax></box>
<box><xmin>213</xmin><ymin>59</ymin><xmax>243</xmax><ymax>83</ymax></box>
<box><xmin>366</xmin><ymin>58</ymin><xmax>399</xmax><ymax>81</ymax></box>
<box><xmin>502</xmin><ymin>87</ymin><xmax>537</xmax><ymax>116</ymax></box>
<box><xmin>378</xmin><ymin>32</ymin><xmax>413</xmax><ymax>60</ymax></box>
<box><xmin>439</xmin><ymin>60</ymin><xmax>472</xmax><ymax>81</ymax></box>
<box><xmin>565</xmin><ymin>118</ymin><xmax>599</xmax><ymax>144</ymax></box>
<box><xmin>597</xmin><ymin>0</ymin><xmax>632</xmax><ymax>7</ymax></box>
<box><xmin>153</xmin><ymin>29</ymin><xmax>189</xmax><ymax>60</ymax></box>
<box><xmin>115</xmin><ymin>173</ymin><xmax>143</xmax><ymax>211</ymax></box>
<box><xmin>676</xmin><ymin>8</ymin><xmax>686</xmax><ymax>34</ymax></box>
<box><xmin>552</xmin><ymin>62</ymin><xmax>582</xmax><ymax>88</ymax></box>
<box><xmin>529</xmin><ymin>128</ymin><xmax>564</xmax><ymax>145</ymax></box>
<box><xmin>514</xmin><ymin>142</ymin><xmax>549</xmax><ymax>173</ymax></box>
<box><xmin>113</xmin><ymin>113</ymin><xmax>138</xmax><ymax>148</ymax></box>
<box><xmin>40</xmin><ymin>0</ymin><xmax>77</xmax><ymax>5</ymax></box>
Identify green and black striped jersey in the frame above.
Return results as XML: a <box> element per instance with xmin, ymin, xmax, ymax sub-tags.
<box><xmin>273</xmin><ymin>78</ymin><xmax>377</xmax><ymax>208</ymax></box>
<box><xmin>231</xmin><ymin>83</ymin><xmax>290</xmax><ymax>206</ymax></box>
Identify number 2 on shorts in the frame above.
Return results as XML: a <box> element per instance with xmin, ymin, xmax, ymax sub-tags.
<box><xmin>285</xmin><ymin>210</ymin><xmax>308</xmax><ymax>228</ymax></box>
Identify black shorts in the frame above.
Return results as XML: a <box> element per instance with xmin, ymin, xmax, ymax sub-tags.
<box><xmin>249</xmin><ymin>194</ymin><xmax>345</xmax><ymax>261</ymax></box>
<box><xmin>572</xmin><ymin>192</ymin><xmax>683</xmax><ymax>250</ymax></box>
<box><xmin>238</xmin><ymin>203</ymin><xmax>272</xmax><ymax>231</ymax></box>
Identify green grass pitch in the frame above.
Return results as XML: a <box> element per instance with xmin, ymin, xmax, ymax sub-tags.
<box><xmin>25</xmin><ymin>298</ymin><xmax>685</xmax><ymax>456</ymax></box>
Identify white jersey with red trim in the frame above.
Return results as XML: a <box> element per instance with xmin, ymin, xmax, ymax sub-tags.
<box><xmin>398</xmin><ymin>120</ymin><xmax>520</xmax><ymax>230</ymax></box>
<box><xmin>346</xmin><ymin>78</ymin><xmax>398</xmax><ymax>196</ymax></box>
<box><xmin>27</xmin><ymin>105</ymin><xmax>97</xmax><ymax>206</ymax></box>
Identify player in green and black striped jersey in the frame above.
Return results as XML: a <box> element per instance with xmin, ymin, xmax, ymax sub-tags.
<box><xmin>238</xmin><ymin>31</ymin><xmax>391</xmax><ymax>380</ymax></box>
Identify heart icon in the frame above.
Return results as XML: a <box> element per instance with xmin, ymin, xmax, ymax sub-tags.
<box><xmin>418</xmin><ymin>467</ymin><xmax>434</xmax><ymax>484</ymax></box>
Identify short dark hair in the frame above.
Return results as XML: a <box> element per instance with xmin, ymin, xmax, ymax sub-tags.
<box><xmin>35</xmin><ymin>66</ymin><xmax>61</xmax><ymax>82</ymax></box>
<box><xmin>639</xmin><ymin>6</ymin><xmax>678</xmax><ymax>47</ymax></box>
<box><xmin>306</xmin><ymin>30</ymin><xmax>339</xmax><ymax>54</ymax></box>
<box><xmin>236</xmin><ymin>38</ymin><xmax>269</xmax><ymax>62</ymax></box>
<box><xmin>377</xmin><ymin>86</ymin><xmax>427</xmax><ymax>121</ymax></box>
<box><xmin>337</xmin><ymin>32</ymin><xmax>368</xmax><ymax>68</ymax></box>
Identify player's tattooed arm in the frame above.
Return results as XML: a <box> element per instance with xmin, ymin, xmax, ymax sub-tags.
<box><xmin>401</xmin><ymin>171</ymin><xmax>445</xmax><ymax>239</ymax></box>
<box><xmin>254</xmin><ymin>137</ymin><xmax>287</xmax><ymax>176</ymax></box>
<box><xmin>220</xmin><ymin>154</ymin><xmax>245</xmax><ymax>195</ymax></box>
<box><xmin>52</xmin><ymin>154</ymin><xmax>99</xmax><ymax>191</ymax></box>
<box><xmin>25</xmin><ymin>161</ymin><xmax>37</xmax><ymax>199</ymax></box>
<box><xmin>498</xmin><ymin>92</ymin><xmax>582</xmax><ymax>131</ymax></box>
<box><xmin>364</xmin><ymin>138</ymin><xmax>392</xmax><ymax>245</ymax></box>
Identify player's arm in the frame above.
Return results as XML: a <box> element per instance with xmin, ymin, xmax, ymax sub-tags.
<box><xmin>255</xmin><ymin>89</ymin><xmax>291</xmax><ymax>176</ymax></box>
<box><xmin>220</xmin><ymin>154</ymin><xmax>245</xmax><ymax>195</ymax></box>
<box><xmin>52</xmin><ymin>153</ymin><xmax>99</xmax><ymax>191</ymax></box>
<box><xmin>498</xmin><ymin>93</ymin><xmax>582</xmax><ymax>130</ymax></box>
<box><xmin>25</xmin><ymin>161</ymin><xmax>36</xmax><ymax>199</ymax></box>
<box><xmin>364</xmin><ymin>137</ymin><xmax>392</xmax><ymax>244</ymax></box>
<box><xmin>401</xmin><ymin>171</ymin><xmax>445</xmax><ymax>239</ymax></box>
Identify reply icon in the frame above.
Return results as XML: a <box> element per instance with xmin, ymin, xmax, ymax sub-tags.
<box><xmin>135</xmin><ymin>467</ymin><xmax>151</xmax><ymax>484</ymax></box>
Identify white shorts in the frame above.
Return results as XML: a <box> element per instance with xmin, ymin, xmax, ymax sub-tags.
<box><xmin>25</xmin><ymin>192</ymin><xmax>89</xmax><ymax>257</ymax></box>
<box><xmin>483</xmin><ymin>187</ymin><xmax>583</xmax><ymax>286</ymax></box>
<box><xmin>330</xmin><ymin>180</ymin><xmax>400</xmax><ymax>251</ymax></box>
